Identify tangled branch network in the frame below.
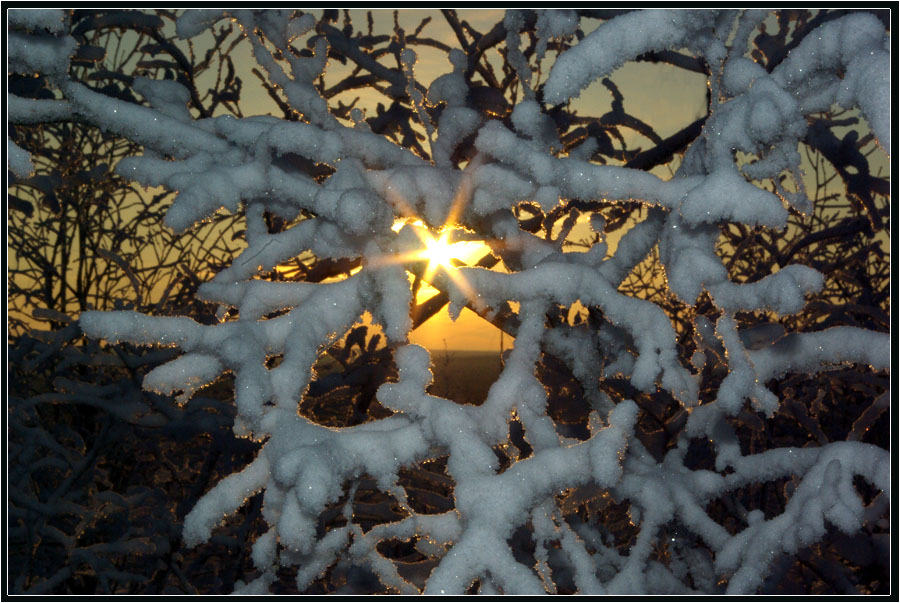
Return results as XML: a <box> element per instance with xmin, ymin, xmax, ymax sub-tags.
<box><xmin>9</xmin><ymin>8</ymin><xmax>890</xmax><ymax>595</ymax></box>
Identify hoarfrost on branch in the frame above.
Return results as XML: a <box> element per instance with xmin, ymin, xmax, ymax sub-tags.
<box><xmin>8</xmin><ymin>8</ymin><xmax>890</xmax><ymax>595</ymax></box>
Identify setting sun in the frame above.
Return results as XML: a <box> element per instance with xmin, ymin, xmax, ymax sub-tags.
<box><xmin>391</xmin><ymin>219</ymin><xmax>487</xmax><ymax>278</ymax></box>
<box><xmin>419</xmin><ymin>232</ymin><xmax>460</xmax><ymax>271</ymax></box>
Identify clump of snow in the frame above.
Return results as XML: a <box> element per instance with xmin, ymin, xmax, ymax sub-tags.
<box><xmin>175</xmin><ymin>9</ymin><xmax>227</xmax><ymax>38</ymax></box>
<box><xmin>8</xmin><ymin>8</ymin><xmax>68</xmax><ymax>34</ymax></box>
<box><xmin>7</xmin><ymin>30</ymin><xmax>76</xmax><ymax>77</ymax></box>
<box><xmin>7</xmin><ymin>138</ymin><xmax>35</xmax><ymax>178</ymax></box>
<box><xmin>143</xmin><ymin>352</ymin><xmax>224</xmax><ymax>405</ymax></box>
<box><xmin>535</xmin><ymin>9</ymin><xmax>578</xmax><ymax>62</ymax></box>
<box><xmin>543</xmin><ymin>10</ymin><xmax>717</xmax><ymax>105</ymax></box>
<box><xmin>133</xmin><ymin>77</ymin><xmax>193</xmax><ymax>122</ymax></box>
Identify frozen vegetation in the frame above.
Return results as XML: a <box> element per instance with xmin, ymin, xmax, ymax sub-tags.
<box><xmin>7</xmin><ymin>9</ymin><xmax>891</xmax><ymax>595</ymax></box>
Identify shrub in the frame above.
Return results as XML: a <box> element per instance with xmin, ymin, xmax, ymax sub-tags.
<box><xmin>7</xmin><ymin>8</ymin><xmax>890</xmax><ymax>595</ymax></box>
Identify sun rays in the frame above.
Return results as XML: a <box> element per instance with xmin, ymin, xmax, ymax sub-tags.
<box><xmin>378</xmin><ymin>214</ymin><xmax>489</xmax><ymax>319</ymax></box>
<box><xmin>373</xmin><ymin>160</ymin><xmax>498</xmax><ymax>319</ymax></box>
<box><xmin>414</xmin><ymin>229</ymin><xmax>465</xmax><ymax>280</ymax></box>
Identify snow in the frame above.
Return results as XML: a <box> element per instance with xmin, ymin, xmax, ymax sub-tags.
<box><xmin>427</xmin><ymin>49</ymin><xmax>469</xmax><ymax>107</ymax></box>
<box><xmin>11</xmin><ymin>8</ymin><xmax>890</xmax><ymax>596</ymax></box>
<box><xmin>132</xmin><ymin>77</ymin><xmax>192</xmax><ymax>122</ymax></box>
<box><xmin>7</xmin><ymin>138</ymin><xmax>35</xmax><ymax>178</ymax></box>
<box><xmin>543</xmin><ymin>10</ymin><xmax>718</xmax><ymax>105</ymax></box>
<box><xmin>511</xmin><ymin>99</ymin><xmax>559</xmax><ymax>150</ymax></box>
<box><xmin>7</xmin><ymin>94</ymin><xmax>71</xmax><ymax>124</ymax></box>
<box><xmin>7</xmin><ymin>8</ymin><xmax>68</xmax><ymax>34</ymax></box>
<box><xmin>183</xmin><ymin>451</ymin><xmax>271</xmax><ymax>547</ymax></box>
<box><xmin>771</xmin><ymin>12</ymin><xmax>891</xmax><ymax>154</ymax></box>
<box><xmin>142</xmin><ymin>352</ymin><xmax>224</xmax><ymax>405</ymax></box>
<box><xmin>64</xmin><ymin>81</ymin><xmax>229</xmax><ymax>159</ymax></box>
<box><xmin>7</xmin><ymin>29</ymin><xmax>75</xmax><ymax>77</ymax></box>
<box><xmin>536</xmin><ymin>10</ymin><xmax>578</xmax><ymax>40</ymax></box>
<box><xmin>175</xmin><ymin>9</ymin><xmax>226</xmax><ymax>39</ymax></box>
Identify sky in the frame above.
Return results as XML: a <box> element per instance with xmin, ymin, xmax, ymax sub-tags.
<box><xmin>11</xmin><ymin>10</ymin><xmax>888</xmax><ymax>354</ymax></box>
<box><xmin>218</xmin><ymin>9</ymin><xmax>710</xmax><ymax>353</ymax></box>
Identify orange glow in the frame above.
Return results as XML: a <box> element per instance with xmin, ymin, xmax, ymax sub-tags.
<box><xmin>391</xmin><ymin>219</ymin><xmax>484</xmax><ymax>278</ymax></box>
<box><xmin>420</xmin><ymin>232</ymin><xmax>458</xmax><ymax>272</ymax></box>
<box><xmin>402</xmin><ymin>224</ymin><xmax>488</xmax><ymax>316</ymax></box>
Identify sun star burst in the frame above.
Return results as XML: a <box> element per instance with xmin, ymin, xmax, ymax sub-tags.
<box><xmin>420</xmin><ymin>232</ymin><xmax>457</xmax><ymax>271</ymax></box>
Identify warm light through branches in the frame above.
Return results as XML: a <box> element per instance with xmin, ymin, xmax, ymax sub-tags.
<box><xmin>419</xmin><ymin>232</ymin><xmax>458</xmax><ymax>272</ymax></box>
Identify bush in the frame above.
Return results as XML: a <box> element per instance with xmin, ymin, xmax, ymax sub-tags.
<box><xmin>7</xmin><ymin>8</ymin><xmax>890</xmax><ymax>595</ymax></box>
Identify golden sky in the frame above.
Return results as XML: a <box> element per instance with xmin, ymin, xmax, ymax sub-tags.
<box><xmin>225</xmin><ymin>10</ymin><xmax>710</xmax><ymax>353</ymax></box>
<box><xmin>14</xmin><ymin>10</ymin><xmax>886</xmax><ymax>354</ymax></box>
<box><xmin>0</xmin><ymin>10</ymin><xmax>756</xmax><ymax>352</ymax></box>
